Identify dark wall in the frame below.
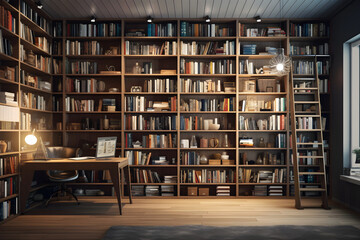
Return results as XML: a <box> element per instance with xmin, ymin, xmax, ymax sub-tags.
<box><xmin>330</xmin><ymin>0</ymin><xmax>360</xmax><ymax>212</ymax></box>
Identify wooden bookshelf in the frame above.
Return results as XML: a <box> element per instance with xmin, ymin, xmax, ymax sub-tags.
<box><xmin>0</xmin><ymin>5</ymin><xmax>332</xmax><ymax>200</ymax></box>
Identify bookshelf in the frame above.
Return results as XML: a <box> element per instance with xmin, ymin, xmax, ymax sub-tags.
<box><xmin>0</xmin><ymin>1</ymin><xmax>332</xmax><ymax>201</ymax></box>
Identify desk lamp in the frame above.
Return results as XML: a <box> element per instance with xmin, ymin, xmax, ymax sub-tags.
<box><xmin>25</xmin><ymin>129</ymin><xmax>48</xmax><ymax>160</ymax></box>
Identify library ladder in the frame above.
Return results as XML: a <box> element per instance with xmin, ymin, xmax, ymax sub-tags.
<box><xmin>289</xmin><ymin>66</ymin><xmax>330</xmax><ymax>210</ymax></box>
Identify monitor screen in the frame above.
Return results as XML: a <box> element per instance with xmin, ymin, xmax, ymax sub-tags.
<box><xmin>96</xmin><ymin>137</ymin><xmax>117</xmax><ymax>158</ymax></box>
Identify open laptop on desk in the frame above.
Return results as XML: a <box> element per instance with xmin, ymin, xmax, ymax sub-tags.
<box><xmin>70</xmin><ymin>136</ymin><xmax>117</xmax><ymax>160</ymax></box>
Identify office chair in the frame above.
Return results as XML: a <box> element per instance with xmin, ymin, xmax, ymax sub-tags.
<box><xmin>45</xmin><ymin>147</ymin><xmax>81</xmax><ymax>206</ymax></box>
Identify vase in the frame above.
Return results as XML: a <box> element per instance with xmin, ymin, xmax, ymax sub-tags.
<box><xmin>200</xmin><ymin>155</ymin><xmax>208</xmax><ymax>165</ymax></box>
<box><xmin>0</xmin><ymin>141</ymin><xmax>7</xmax><ymax>153</ymax></box>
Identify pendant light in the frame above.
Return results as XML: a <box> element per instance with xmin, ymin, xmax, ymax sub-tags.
<box><xmin>269</xmin><ymin>0</ymin><xmax>291</xmax><ymax>76</ymax></box>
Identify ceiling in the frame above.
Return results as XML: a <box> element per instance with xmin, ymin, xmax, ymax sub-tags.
<box><xmin>39</xmin><ymin>0</ymin><xmax>351</xmax><ymax>20</ymax></box>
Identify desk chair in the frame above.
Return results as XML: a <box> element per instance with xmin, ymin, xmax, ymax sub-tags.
<box><xmin>45</xmin><ymin>147</ymin><xmax>81</xmax><ymax>206</ymax></box>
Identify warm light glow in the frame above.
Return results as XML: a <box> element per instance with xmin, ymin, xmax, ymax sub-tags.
<box><xmin>25</xmin><ymin>134</ymin><xmax>37</xmax><ymax>145</ymax></box>
<box><xmin>276</xmin><ymin>63</ymin><xmax>284</xmax><ymax>71</ymax></box>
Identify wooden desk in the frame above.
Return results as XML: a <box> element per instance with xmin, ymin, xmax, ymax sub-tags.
<box><xmin>20</xmin><ymin>157</ymin><xmax>132</xmax><ymax>215</ymax></box>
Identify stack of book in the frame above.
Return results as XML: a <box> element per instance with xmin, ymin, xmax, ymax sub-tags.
<box><xmin>145</xmin><ymin>186</ymin><xmax>160</xmax><ymax>196</ymax></box>
<box><xmin>253</xmin><ymin>185</ymin><xmax>267</xmax><ymax>196</ymax></box>
<box><xmin>268</xmin><ymin>186</ymin><xmax>283</xmax><ymax>196</ymax></box>
<box><xmin>242</xmin><ymin>45</ymin><xmax>256</xmax><ymax>55</ymax></box>
<box><xmin>216</xmin><ymin>186</ymin><xmax>230</xmax><ymax>196</ymax></box>
<box><xmin>164</xmin><ymin>176</ymin><xmax>177</xmax><ymax>184</ymax></box>
<box><xmin>152</xmin><ymin>156</ymin><xmax>169</xmax><ymax>165</ymax></box>
<box><xmin>0</xmin><ymin>92</ymin><xmax>17</xmax><ymax>106</ymax></box>
<box><xmin>131</xmin><ymin>186</ymin><xmax>144</xmax><ymax>196</ymax></box>
<box><xmin>161</xmin><ymin>186</ymin><xmax>175</xmax><ymax>196</ymax></box>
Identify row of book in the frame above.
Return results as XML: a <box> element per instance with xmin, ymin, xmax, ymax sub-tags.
<box><xmin>0</xmin><ymin>30</ymin><xmax>13</xmax><ymax>56</ymax></box>
<box><xmin>125</xmin><ymin>115</ymin><xmax>177</xmax><ymax>130</ymax></box>
<box><xmin>20</xmin><ymin>23</ymin><xmax>51</xmax><ymax>54</ymax></box>
<box><xmin>275</xmin><ymin>133</ymin><xmax>286</xmax><ymax>148</ymax></box>
<box><xmin>125</xmin><ymin>41</ymin><xmax>177</xmax><ymax>55</ymax></box>
<box><xmin>242</xmin><ymin>44</ymin><xmax>256</xmax><ymax>55</ymax></box>
<box><xmin>52</xmin><ymin>40</ymin><xmax>62</xmax><ymax>55</ymax></box>
<box><xmin>239</xmin><ymin>26</ymin><xmax>286</xmax><ymax>37</ymax></box>
<box><xmin>19</xmin><ymin>69</ymin><xmax>49</xmax><ymax>90</ymax></box>
<box><xmin>146</xmin><ymin>23</ymin><xmax>176</xmax><ymax>37</ymax></box>
<box><xmin>125</xmin><ymin>96</ymin><xmax>177</xmax><ymax>112</ymax></box>
<box><xmin>65</xmin><ymin>40</ymin><xmax>104</xmax><ymax>55</ymax></box>
<box><xmin>239</xmin><ymin>115</ymin><xmax>286</xmax><ymax>131</ymax></box>
<box><xmin>182</xmin><ymin>97</ymin><xmax>235</xmax><ymax>112</ymax></box>
<box><xmin>239</xmin><ymin>97</ymin><xmax>286</xmax><ymax>112</ymax></box>
<box><xmin>132</xmin><ymin>169</ymin><xmax>162</xmax><ymax>183</ymax></box>
<box><xmin>21</xmin><ymin>91</ymin><xmax>46</xmax><ymax>110</ymax></box>
<box><xmin>65</xmin><ymin>97</ymin><xmax>95</xmax><ymax>112</ymax></box>
<box><xmin>126</xmin><ymin>151</ymin><xmax>173</xmax><ymax>165</ymax></box>
<box><xmin>240</xmin><ymin>152</ymin><xmax>286</xmax><ymax>165</ymax></box>
<box><xmin>52</xmin><ymin>96</ymin><xmax>61</xmax><ymax>112</ymax></box>
<box><xmin>66</xmin><ymin>22</ymin><xmax>121</xmax><ymax>37</ymax></box>
<box><xmin>319</xmin><ymin>78</ymin><xmax>329</xmax><ymax>93</ymax></box>
<box><xmin>289</xmin><ymin>43</ymin><xmax>329</xmax><ymax>55</ymax></box>
<box><xmin>0</xmin><ymin>197</ymin><xmax>18</xmax><ymax>221</ymax></box>
<box><xmin>125</xmin><ymin>133</ymin><xmax>176</xmax><ymax>149</ymax></box>
<box><xmin>0</xmin><ymin>156</ymin><xmax>18</xmax><ymax>176</ymax></box>
<box><xmin>291</xmin><ymin>151</ymin><xmax>325</xmax><ymax>165</ymax></box>
<box><xmin>139</xmin><ymin>78</ymin><xmax>176</xmax><ymax>93</ymax></box>
<box><xmin>53</xmin><ymin>21</ymin><xmax>62</xmax><ymax>37</ymax></box>
<box><xmin>296</xmin><ymin>117</ymin><xmax>318</xmax><ymax>130</ymax></box>
<box><xmin>253</xmin><ymin>185</ymin><xmax>283</xmax><ymax>196</ymax></box>
<box><xmin>239</xmin><ymin>168</ymin><xmax>286</xmax><ymax>183</ymax></box>
<box><xmin>316</xmin><ymin>61</ymin><xmax>330</xmax><ymax>75</ymax></box>
<box><xmin>180</xmin><ymin>22</ymin><xmax>234</xmax><ymax>37</ymax></box>
<box><xmin>180</xmin><ymin>78</ymin><xmax>225</xmax><ymax>93</ymax></box>
<box><xmin>292</xmin><ymin>60</ymin><xmax>314</xmax><ymax>74</ymax></box>
<box><xmin>289</xmin><ymin>22</ymin><xmax>329</xmax><ymax>37</ymax></box>
<box><xmin>180</xmin><ymin>41</ymin><xmax>235</xmax><ymax>55</ymax></box>
<box><xmin>217</xmin><ymin>186</ymin><xmax>231</xmax><ymax>196</ymax></box>
<box><xmin>20</xmin><ymin>112</ymin><xmax>31</xmax><ymax>130</ymax></box>
<box><xmin>66</xmin><ymin>78</ymin><xmax>100</xmax><ymax>93</ymax></box>
<box><xmin>66</xmin><ymin>61</ymin><xmax>98</xmax><ymax>74</ymax></box>
<box><xmin>0</xmin><ymin>177</ymin><xmax>17</xmax><ymax>198</ymax></box>
<box><xmin>20</xmin><ymin>0</ymin><xmax>51</xmax><ymax>34</ymax></box>
<box><xmin>20</xmin><ymin>45</ymin><xmax>52</xmax><ymax>73</ymax></box>
<box><xmin>180</xmin><ymin>115</ymin><xmax>229</xmax><ymax>131</ymax></box>
<box><xmin>0</xmin><ymin>5</ymin><xmax>16</xmax><ymax>33</ymax></box>
<box><xmin>180</xmin><ymin>152</ymin><xmax>202</xmax><ymax>165</ymax></box>
<box><xmin>181</xmin><ymin>169</ymin><xmax>235</xmax><ymax>183</ymax></box>
<box><xmin>131</xmin><ymin>186</ymin><xmax>175</xmax><ymax>196</ymax></box>
<box><xmin>180</xmin><ymin>59</ymin><xmax>235</xmax><ymax>74</ymax></box>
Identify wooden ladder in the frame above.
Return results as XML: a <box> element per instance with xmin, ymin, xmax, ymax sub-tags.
<box><xmin>289</xmin><ymin>64</ymin><xmax>330</xmax><ymax>210</ymax></box>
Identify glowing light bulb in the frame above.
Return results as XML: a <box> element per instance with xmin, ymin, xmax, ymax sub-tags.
<box><xmin>276</xmin><ymin>63</ymin><xmax>284</xmax><ymax>71</ymax></box>
<box><xmin>25</xmin><ymin>134</ymin><xmax>37</xmax><ymax>145</ymax></box>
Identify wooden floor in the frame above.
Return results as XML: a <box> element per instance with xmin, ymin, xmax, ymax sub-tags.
<box><xmin>1</xmin><ymin>197</ymin><xmax>360</xmax><ymax>240</ymax></box>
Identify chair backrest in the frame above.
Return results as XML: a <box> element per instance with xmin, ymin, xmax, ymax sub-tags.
<box><xmin>46</xmin><ymin>147</ymin><xmax>80</xmax><ymax>158</ymax></box>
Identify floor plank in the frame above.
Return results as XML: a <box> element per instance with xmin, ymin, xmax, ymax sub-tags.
<box><xmin>0</xmin><ymin>197</ymin><xmax>360</xmax><ymax>240</ymax></box>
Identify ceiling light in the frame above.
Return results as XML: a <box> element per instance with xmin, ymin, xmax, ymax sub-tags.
<box><xmin>91</xmin><ymin>16</ymin><xmax>96</xmax><ymax>23</ymax></box>
<box><xmin>147</xmin><ymin>16</ymin><xmax>153</xmax><ymax>23</ymax></box>
<box><xmin>36</xmin><ymin>1</ymin><xmax>43</xmax><ymax>9</ymax></box>
<box><xmin>205</xmin><ymin>16</ymin><xmax>211</xmax><ymax>23</ymax></box>
<box><xmin>255</xmin><ymin>16</ymin><xmax>261</xmax><ymax>23</ymax></box>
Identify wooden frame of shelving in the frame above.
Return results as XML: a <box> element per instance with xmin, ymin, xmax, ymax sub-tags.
<box><xmin>0</xmin><ymin>0</ymin><xmax>331</xmax><ymax>204</ymax></box>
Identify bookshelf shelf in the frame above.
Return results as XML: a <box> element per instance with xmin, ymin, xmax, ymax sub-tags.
<box><xmin>65</xmin><ymin>37</ymin><xmax>122</xmax><ymax>40</ymax></box>
<box><xmin>180</xmin><ymin>148</ymin><xmax>237</xmax><ymax>151</ymax></box>
<box><xmin>20</xmin><ymin>83</ymin><xmax>52</xmax><ymax>95</ymax></box>
<box><xmin>180</xmin><ymin>111</ymin><xmax>236</xmax><ymax>114</ymax></box>
<box><xmin>238</xmin><ymin>36</ymin><xmax>287</xmax><ymax>41</ymax></box>
<box><xmin>124</xmin><ymin>130</ymin><xmax>177</xmax><ymax>133</ymax></box>
<box><xmin>0</xmin><ymin>152</ymin><xmax>19</xmax><ymax>157</ymax></box>
<box><xmin>180</xmin><ymin>74</ymin><xmax>236</xmax><ymax>77</ymax></box>
<box><xmin>125</xmin><ymin>92</ymin><xmax>177</xmax><ymax>95</ymax></box>
<box><xmin>66</xmin><ymin>55</ymin><xmax>121</xmax><ymax>58</ymax></box>
<box><xmin>20</xmin><ymin>61</ymin><xmax>52</xmax><ymax>76</ymax></box>
<box><xmin>20</xmin><ymin>38</ymin><xmax>51</xmax><ymax>56</ymax></box>
<box><xmin>65</xmin><ymin>74</ymin><xmax>122</xmax><ymax>77</ymax></box>
<box><xmin>124</xmin><ymin>36</ymin><xmax>178</xmax><ymax>40</ymax></box>
<box><xmin>0</xmin><ymin>102</ymin><xmax>18</xmax><ymax>107</ymax></box>
<box><xmin>0</xmin><ymin>173</ymin><xmax>19</xmax><ymax>180</ymax></box>
<box><xmin>180</xmin><ymin>55</ymin><xmax>236</xmax><ymax>58</ymax></box>
<box><xmin>238</xmin><ymin>92</ymin><xmax>287</xmax><ymax>95</ymax></box>
<box><xmin>0</xmin><ymin>25</ymin><xmax>19</xmax><ymax>39</ymax></box>
<box><xmin>180</xmin><ymin>92</ymin><xmax>236</xmax><ymax>95</ymax></box>
<box><xmin>124</xmin><ymin>55</ymin><xmax>177</xmax><ymax>58</ymax></box>
<box><xmin>0</xmin><ymin>194</ymin><xmax>19</xmax><ymax>203</ymax></box>
<box><xmin>65</xmin><ymin>92</ymin><xmax>122</xmax><ymax>95</ymax></box>
<box><xmin>238</xmin><ymin>55</ymin><xmax>275</xmax><ymax>59</ymax></box>
<box><xmin>130</xmin><ymin>165</ymin><xmax>177</xmax><ymax>168</ymax></box>
<box><xmin>0</xmin><ymin>53</ymin><xmax>18</xmax><ymax>62</ymax></box>
<box><xmin>238</xmin><ymin>183</ymin><xmax>287</xmax><ymax>185</ymax></box>
<box><xmin>19</xmin><ymin>107</ymin><xmax>53</xmax><ymax>113</ymax></box>
<box><xmin>180</xmin><ymin>183</ymin><xmax>236</xmax><ymax>185</ymax></box>
<box><xmin>180</xmin><ymin>165</ymin><xmax>236</xmax><ymax>168</ymax></box>
<box><xmin>132</xmin><ymin>183</ymin><xmax>177</xmax><ymax>186</ymax></box>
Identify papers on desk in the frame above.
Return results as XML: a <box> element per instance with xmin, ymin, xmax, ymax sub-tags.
<box><xmin>69</xmin><ymin>156</ymin><xmax>96</xmax><ymax>160</ymax></box>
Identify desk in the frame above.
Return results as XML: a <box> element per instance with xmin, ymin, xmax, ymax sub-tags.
<box><xmin>20</xmin><ymin>157</ymin><xmax>132</xmax><ymax>215</ymax></box>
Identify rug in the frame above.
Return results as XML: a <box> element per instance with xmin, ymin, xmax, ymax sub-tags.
<box><xmin>102</xmin><ymin>225</ymin><xmax>360</xmax><ymax>240</ymax></box>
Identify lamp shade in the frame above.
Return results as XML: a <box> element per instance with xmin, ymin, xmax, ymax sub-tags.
<box><xmin>25</xmin><ymin>129</ymin><xmax>38</xmax><ymax>145</ymax></box>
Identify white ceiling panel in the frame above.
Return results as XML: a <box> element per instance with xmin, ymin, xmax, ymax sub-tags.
<box><xmin>40</xmin><ymin>0</ymin><xmax>351</xmax><ymax>20</ymax></box>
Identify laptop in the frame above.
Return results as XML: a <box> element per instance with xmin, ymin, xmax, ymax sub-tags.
<box><xmin>70</xmin><ymin>136</ymin><xmax>117</xmax><ymax>160</ymax></box>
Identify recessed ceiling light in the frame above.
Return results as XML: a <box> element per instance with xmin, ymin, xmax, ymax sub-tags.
<box><xmin>147</xmin><ymin>16</ymin><xmax>153</xmax><ymax>23</ymax></box>
<box><xmin>36</xmin><ymin>1</ymin><xmax>43</xmax><ymax>9</ymax></box>
<box><xmin>255</xmin><ymin>15</ymin><xmax>262</xmax><ymax>23</ymax></box>
<box><xmin>205</xmin><ymin>15</ymin><xmax>211</xmax><ymax>23</ymax></box>
<box><xmin>91</xmin><ymin>16</ymin><xmax>96</xmax><ymax>23</ymax></box>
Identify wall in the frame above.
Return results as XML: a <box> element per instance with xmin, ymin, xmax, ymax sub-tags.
<box><xmin>330</xmin><ymin>0</ymin><xmax>360</xmax><ymax>212</ymax></box>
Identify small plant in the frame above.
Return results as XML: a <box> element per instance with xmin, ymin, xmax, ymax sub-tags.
<box><xmin>353</xmin><ymin>149</ymin><xmax>360</xmax><ymax>155</ymax></box>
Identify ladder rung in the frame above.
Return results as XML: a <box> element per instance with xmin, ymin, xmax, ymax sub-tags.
<box><xmin>296</xmin><ymin>129</ymin><xmax>322</xmax><ymax>132</ymax></box>
<box><xmin>299</xmin><ymin>172</ymin><xmax>325</xmax><ymax>175</ymax></box>
<box><xmin>300</xmin><ymin>188</ymin><xmax>326</xmax><ymax>192</ymax></box>
<box><xmin>294</xmin><ymin>101</ymin><xmax>320</xmax><ymax>104</ymax></box>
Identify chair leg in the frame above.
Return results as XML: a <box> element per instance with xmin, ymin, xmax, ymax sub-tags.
<box><xmin>65</xmin><ymin>189</ymin><xmax>80</xmax><ymax>205</ymax></box>
<box><xmin>45</xmin><ymin>189</ymin><xmax>62</xmax><ymax>207</ymax></box>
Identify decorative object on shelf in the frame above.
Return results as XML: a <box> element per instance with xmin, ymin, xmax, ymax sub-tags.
<box><xmin>0</xmin><ymin>140</ymin><xmax>7</xmax><ymax>153</ymax></box>
<box><xmin>276</xmin><ymin>79</ymin><xmax>281</xmax><ymax>92</ymax></box>
<box><xmin>269</xmin><ymin>48</ymin><xmax>291</xmax><ymax>76</ymax></box>
<box><xmin>99</xmin><ymin>65</ymin><xmax>121</xmax><ymax>74</ymax></box>
<box><xmin>200</xmin><ymin>137</ymin><xmax>208</xmax><ymax>148</ymax></box>
<box><xmin>200</xmin><ymin>155</ymin><xmax>208</xmax><ymax>165</ymax></box>
<box><xmin>132</xmin><ymin>62</ymin><xmax>142</xmax><ymax>74</ymax></box>
<box><xmin>97</xmin><ymin>81</ymin><xmax>106</xmax><ymax>92</ymax></box>
<box><xmin>131</xmin><ymin>86</ymin><xmax>142</xmax><ymax>92</ymax></box>
<box><xmin>160</xmin><ymin>69</ymin><xmax>176</xmax><ymax>74</ymax></box>
<box><xmin>257</xmin><ymin>78</ymin><xmax>276</xmax><ymax>92</ymax></box>
<box><xmin>105</xmin><ymin>47</ymin><xmax>119</xmax><ymax>55</ymax></box>
<box><xmin>209</xmin><ymin>123</ymin><xmax>220</xmax><ymax>130</ymax></box>
<box><xmin>221</xmin><ymin>152</ymin><xmax>229</xmax><ymax>160</ymax></box>
<box><xmin>109</xmin><ymin>88</ymin><xmax>119</xmax><ymax>92</ymax></box>
<box><xmin>190</xmin><ymin>135</ymin><xmax>197</xmax><ymax>148</ymax></box>
<box><xmin>256</xmin><ymin>154</ymin><xmax>263</xmax><ymax>164</ymax></box>
<box><xmin>26</xmin><ymin>50</ymin><xmax>36</xmax><ymax>66</ymax></box>
<box><xmin>222</xmin><ymin>134</ymin><xmax>229</xmax><ymax>148</ymax></box>
<box><xmin>181</xmin><ymin>139</ymin><xmax>189</xmax><ymax>148</ymax></box>
<box><xmin>209</xmin><ymin>138</ymin><xmax>219</xmax><ymax>148</ymax></box>
<box><xmin>240</xmin><ymin>79</ymin><xmax>256</xmax><ymax>92</ymax></box>
<box><xmin>203</xmin><ymin>119</ymin><xmax>212</xmax><ymax>130</ymax></box>
<box><xmin>259</xmin><ymin>137</ymin><xmax>266</xmax><ymax>147</ymax></box>
<box><xmin>239</xmin><ymin>136</ymin><xmax>254</xmax><ymax>147</ymax></box>
<box><xmin>103</xmin><ymin>115</ymin><xmax>109</xmax><ymax>130</ymax></box>
<box><xmin>133</xmin><ymin>141</ymin><xmax>142</xmax><ymax>148</ymax></box>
